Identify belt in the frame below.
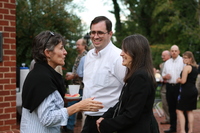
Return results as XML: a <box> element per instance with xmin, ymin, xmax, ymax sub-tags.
<box><xmin>86</xmin><ymin>115</ymin><xmax>101</xmax><ymax>119</ymax></box>
<box><xmin>167</xmin><ymin>83</ymin><xmax>179</xmax><ymax>86</ymax></box>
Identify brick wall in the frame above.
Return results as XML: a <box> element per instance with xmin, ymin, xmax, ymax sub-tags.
<box><xmin>0</xmin><ymin>0</ymin><xmax>19</xmax><ymax>132</ymax></box>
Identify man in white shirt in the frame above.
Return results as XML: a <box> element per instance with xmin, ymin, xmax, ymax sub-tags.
<box><xmin>162</xmin><ymin>45</ymin><xmax>185</xmax><ymax>133</ymax></box>
<box><xmin>81</xmin><ymin>16</ymin><xmax>126</xmax><ymax>133</ymax></box>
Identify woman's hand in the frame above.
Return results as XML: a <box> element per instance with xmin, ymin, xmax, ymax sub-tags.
<box><xmin>96</xmin><ymin>117</ymin><xmax>104</xmax><ymax>133</ymax></box>
<box><xmin>67</xmin><ymin>97</ymin><xmax>103</xmax><ymax>116</ymax></box>
<box><xmin>163</xmin><ymin>74</ymin><xmax>171</xmax><ymax>80</ymax></box>
<box><xmin>65</xmin><ymin>73</ymin><xmax>74</xmax><ymax>80</ymax></box>
<box><xmin>78</xmin><ymin>97</ymin><xmax>103</xmax><ymax>112</ymax></box>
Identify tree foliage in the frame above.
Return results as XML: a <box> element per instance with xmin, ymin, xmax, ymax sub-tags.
<box><xmin>16</xmin><ymin>0</ymin><xmax>85</xmax><ymax>70</ymax></box>
<box><xmin>111</xmin><ymin>0</ymin><xmax>200</xmax><ymax>66</ymax></box>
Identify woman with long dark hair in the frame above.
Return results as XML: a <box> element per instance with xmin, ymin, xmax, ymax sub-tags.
<box><xmin>96</xmin><ymin>34</ymin><xmax>158</xmax><ymax>133</ymax></box>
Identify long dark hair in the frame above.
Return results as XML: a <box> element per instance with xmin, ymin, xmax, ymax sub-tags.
<box><xmin>122</xmin><ymin>34</ymin><xmax>156</xmax><ymax>86</ymax></box>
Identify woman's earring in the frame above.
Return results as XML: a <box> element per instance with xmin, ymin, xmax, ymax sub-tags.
<box><xmin>47</xmin><ymin>57</ymin><xmax>51</xmax><ymax>61</ymax></box>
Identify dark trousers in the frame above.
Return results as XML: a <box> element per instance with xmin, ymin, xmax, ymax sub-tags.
<box><xmin>166</xmin><ymin>83</ymin><xmax>180</xmax><ymax>130</ymax></box>
<box><xmin>81</xmin><ymin>115</ymin><xmax>101</xmax><ymax>133</ymax></box>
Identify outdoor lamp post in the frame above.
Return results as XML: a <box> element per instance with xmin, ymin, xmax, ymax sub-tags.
<box><xmin>84</xmin><ymin>33</ymin><xmax>90</xmax><ymax>46</ymax></box>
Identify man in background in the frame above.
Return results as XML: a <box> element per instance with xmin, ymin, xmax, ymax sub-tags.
<box><xmin>196</xmin><ymin>63</ymin><xmax>200</xmax><ymax>100</ymax></box>
<box><xmin>162</xmin><ymin>45</ymin><xmax>185</xmax><ymax>133</ymax></box>
<box><xmin>64</xmin><ymin>38</ymin><xmax>87</xmax><ymax>133</ymax></box>
<box><xmin>160</xmin><ymin>50</ymin><xmax>171</xmax><ymax>124</ymax></box>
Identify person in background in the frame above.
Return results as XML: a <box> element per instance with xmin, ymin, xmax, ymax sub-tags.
<box><xmin>159</xmin><ymin>50</ymin><xmax>171</xmax><ymax>124</ymax></box>
<box><xmin>76</xmin><ymin>44</ymin><xmax>93</xmax><ymax>78</ymax></box>
<box><xmin>162</xmin><ymin>45</ymin><xmax>185</xmax><ymax>133</ymax></box>
<box><xmin>76</xmin><ymin>56</ymin><xmax>85</xmax><ymax>78</ymax></box>
<box><xmin>153</xmin><ymin>67</ymin><xmax>162</xmax><ymax>82</ymax></box>
<box><xmin>76</xmin><ymin>44</ymin><xmax>93</xmax><ymax>129</ymax></box>
<box><xmin>96</xmin><ymin>34</ymin><xmax>158</xmax><ymax>133</ymax></box>
<box><xmin>176</xmin><ymin>51</ymin><xmax>198</xmax><ymax>133</ymax></box>
<box><xmin>29</xmin><ymin>59</ymin><xmax>35</xmax><ymax>71</ymax></box>
<box><xmin>195</xmin><ymin>63</ymin><xmax>200</xmax><ymax>100</ymax></box>
<box><xmin>81</xmin><ymin>16</ymin><xmax>126</xmax><ymax>133</ymax></box>
<box><xmin>64</xmin><ymin>38</ymin><xmax>88</xmax><ymax>133</ymax></box>
<box><xmin>20</xmin><ymin>31</ymin><xmax>103</xmax><ymax>133</ymax></box>
<box><xmin>76</xmin><ymin>55</ymin><xmax>86</xmax><ymax>128</ymax></box>
<box><xmin>65</xmin><ymin>38</ymin><xmax>87</xmax><ymax>92</ymax></box>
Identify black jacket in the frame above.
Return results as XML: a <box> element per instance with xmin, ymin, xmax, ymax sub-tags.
<box><xmin>99</xmin><ymin>70</ymin><xmax>156</xmax><ymax>133</ymax></box>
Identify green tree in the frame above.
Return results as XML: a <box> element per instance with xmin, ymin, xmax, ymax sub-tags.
<box><xmin>116</xmin><ymin>0</ymin><xmax>157</xmax><ymax>42</ymax></box>
<box><xmin>111</xmin><ymin>0</ymin><xmax>200</xmax><ymax>66</ymax></box>
<box><xmin>150</xmin><ymin>44</ymin><xmax>171</xmax><ymax>68</ymax></box>
<box><xmin>16</xmin><ymin>0</ymin><xmax>86</xmax><ymax>70</ymax></box>
<box><xmin>111</xmin><ymin>0</ymin><xmax>124</xmax><ymax>47</ymax></box>
<box><xmin>153</xmin><ymin>0</ymin><xmax>200</xmax><ymax>62</ymax></box>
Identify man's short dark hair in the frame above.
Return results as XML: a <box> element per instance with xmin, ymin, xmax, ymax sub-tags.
<box><xmin>90</xmin><ymin>16</ymin><xmax>112</xmax><ymax>32</ymax></box>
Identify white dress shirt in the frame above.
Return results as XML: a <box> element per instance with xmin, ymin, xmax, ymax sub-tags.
<box><xmin>20</xmin><ymin>90</ymin><xmax>68</xmax><ymax>133</ymax></box>
<box><xmin>162</xmin><ymin>55</ymin><xmax>184</xmax><ymax>84</ymax></box>
<box><xmin>83</xmin><ymin>41</ymin><xmax>126</xmax><ymax>116</ymax></box>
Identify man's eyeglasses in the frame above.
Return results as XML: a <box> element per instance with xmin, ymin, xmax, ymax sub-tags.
<box><xmin>44</xmin><ymin>31</ymin><xmax>54</xmax><ymax>50</ymax></box>
<box><xmin>89</xmin><ymin>31</ymin><xmax>108</xmax><ymax>37</ymax></box>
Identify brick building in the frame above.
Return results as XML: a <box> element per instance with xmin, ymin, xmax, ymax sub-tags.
<box><xmin>0</xmin><ymin>0</ymin><xmax>19</xmax><ymax>132</ymax></box>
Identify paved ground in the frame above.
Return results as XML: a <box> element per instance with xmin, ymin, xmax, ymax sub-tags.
<box><xmin>72</xmin><ymin>109</ymin><xmax>200</xmax><ymax>133</ymax></box>
<box><xmin>17</xmin><ymin>109</ymin><xmax>200</xmax><ymax>133</ymax></box>
<box><xmin>154</xmin><ymin>109</ymin><xmax>200</xmax><ymax>133</ymax></box>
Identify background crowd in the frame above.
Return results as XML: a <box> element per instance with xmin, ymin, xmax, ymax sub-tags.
<box><xmin>154</xmin><ymin>46</ymin><xmax>199</xmax><ymax>133</ymax></box>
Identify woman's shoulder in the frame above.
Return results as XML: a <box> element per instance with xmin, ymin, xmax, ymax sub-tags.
<box><xmin>133</xmin><ymin>69</ymin><xmax>148</xmax><ymax>76</ymax></box>
<box><xmin>184</xmin><ymin>65</ymin><xmax>192</xmax><ymax>70</ymax></box>
<box><xmin>128</xmin><ymin>70</ymin><xmax>154</xmax><ymax>89</ymax></box>
<box><xmin>130</xmin><ymin>69</ymin><xmax>148</xmax><ymax>80</ymax></box>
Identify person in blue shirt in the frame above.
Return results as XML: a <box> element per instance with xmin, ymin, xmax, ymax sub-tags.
<box><xmin>77</xmin><ymin>56</ymin><xmax>85</xmax><ymax>78</ymax></box>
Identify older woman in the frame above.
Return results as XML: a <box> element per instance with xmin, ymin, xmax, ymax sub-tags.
<box><xmin>96</xmin><ymin>34</ymin><xmax>158</xmax><ymax>133</ymax></box>
<box><xmin>20</xmin><ymin>31</ymin><xmax>103</xmax><ymax>133</ymax></box>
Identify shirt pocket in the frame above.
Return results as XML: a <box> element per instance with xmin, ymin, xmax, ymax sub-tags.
<box><xmin>94</xmin><ymin>71</ymin><xmax>109</xmax><ymax>87</ymax></box>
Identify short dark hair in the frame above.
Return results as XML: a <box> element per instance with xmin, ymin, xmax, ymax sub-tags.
<box><xmin>32</xmin><ymin>31</ymin><xmax>65</xmax><ymax>63</ymax></box>
<box><xmin>90</xmin><ymin>16</ymin><xmax>112</xmax><ymax>32</ymax></box>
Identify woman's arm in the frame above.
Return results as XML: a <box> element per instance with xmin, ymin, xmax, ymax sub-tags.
<box><xmin>97</xmin><ymin>102</ymin><xmax>119</xmax><ymax>132</ymax></box>
<box><xmin>67</xmin><ymin>97</ymin><xmax>103</xmax><ymax>116</ymax></box>
<box><xmin>37</xmin><ymin>91</ymin><xmax>68</xmax><ymax>127</ymax></box>
<box><xmin>177</xmin><ymin>65</ymin><xmax>191</xmax><ymax>84</ymax></box>
<box><xmin>37</xmin><ymin>91</ymin><xmax>103</xmax><ymax>127</ymax></box>
<box><xmin>102</xmin><ymin>102</ymin><xmax>119</xmax><ymax>118</ymax></box>
<box><xmin>99</xmin><ymin>73</ymin><xmax>152</xmax><ymax>133</ymax></box>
